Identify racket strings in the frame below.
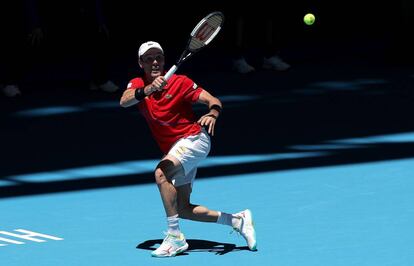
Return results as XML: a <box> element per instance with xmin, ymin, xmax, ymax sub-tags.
<box><xmin>189</xmin><ymin>39</ymin><xmax>205</xmax><ymax>50</ymax></box>
<box><xmin>208</xmin><ymin>15</ymin><xmax>223</xmax><ymax>27</ymax></box>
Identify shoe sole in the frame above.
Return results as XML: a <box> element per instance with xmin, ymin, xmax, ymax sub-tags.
<box><xmin>245</xmin><ymin>209</ymin><xmax>257</xmax><ymax>251</ymax></box>
<box><xmin>151</xmin><ymin>243</ymin><xmax>189</xmax><ymax>258</ymax></box>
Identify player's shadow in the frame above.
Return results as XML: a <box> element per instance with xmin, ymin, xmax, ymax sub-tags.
<box><xmin>136</xmin><ymin>239</ymin><xmax>252</xmax><ymax>255</ymax></box>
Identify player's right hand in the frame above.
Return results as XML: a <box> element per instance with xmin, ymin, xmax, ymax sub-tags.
<box><xmin>151</xmin><ymin>76</ymin><xmax>167</xmax><ymax>92</ymax></box>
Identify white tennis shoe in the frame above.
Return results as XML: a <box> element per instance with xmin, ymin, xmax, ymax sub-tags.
<box><xmin>90</xmin><ymin>80</ymin><xmax>119</xmax><ymax>92</ymax></box>
<box><xmin>2</xmin><ymin>85</ymin><xmax>21</xmax><ymax>97</ymax></box>
<box><xmin>151</xmin><ymin>232</ymin><xmax>189</xmax><ymax>258</ymax></box>
<box><xmin>232</xmin><ymin>57</ymin><xmax>255</xmax><ymax>74</ymax></box>
<box><xmin>262</xmin><ymin>55</ymin><xmax>291</xmax><ymax>71</ymax></box>
<box><xmin>234</xmin><ymin>209</ymin><xmax>257</xmax><ymax>250</ymax></box>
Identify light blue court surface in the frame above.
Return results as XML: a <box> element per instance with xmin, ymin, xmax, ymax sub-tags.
<box><xmin>1</xmin><ymin>156</ymin><xmax>414</xmax><ymax>266</ymax></box>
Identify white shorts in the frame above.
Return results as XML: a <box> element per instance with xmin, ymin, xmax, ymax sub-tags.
<box><xmin>167</xmin><ymin>129</ymin><xmax>211</xmax><ymax>187</ymax></box>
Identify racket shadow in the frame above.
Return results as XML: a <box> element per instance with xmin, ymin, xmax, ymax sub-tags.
<box><xmin>136</xmin><ymin>239</ymin><xmax>251</xmax><ymax>256</ymax></box>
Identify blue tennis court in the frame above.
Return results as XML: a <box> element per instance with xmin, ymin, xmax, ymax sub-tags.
<box><xmin>1</xmin><ymin>153</ymin><xmax>414</xmax><ymax>265</ymax></box>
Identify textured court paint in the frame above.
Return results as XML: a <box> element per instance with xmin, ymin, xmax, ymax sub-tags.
<box><xmin>0</xmin><ymin>158</ymin><xmax>413</xmax><ymax>265</ymax></box>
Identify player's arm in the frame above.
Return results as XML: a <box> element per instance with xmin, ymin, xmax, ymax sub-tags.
<box><xmin>120</xmin><ymin>87</ymin><xmax>152</xmax><ymax>107</ymax></box>
<box><xmin>120</xmin><ymin>77</ymin><xmax>165</xmax><ymax>108</ymax></box>
<box><xmin>197</xmin><ymin>90</ymin><xmax>222</xmax><ymax>136</ymax></box>
<box><xmin>120</xmin><ymin>89</ymin><xmax>139</xmax><ymax>107</ymax></box>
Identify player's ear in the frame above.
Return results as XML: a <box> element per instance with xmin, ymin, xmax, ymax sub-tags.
<box><xmin>138</xmin><ymin>59</ymin><xmax>143</xmax><ymax>69</ymax></box>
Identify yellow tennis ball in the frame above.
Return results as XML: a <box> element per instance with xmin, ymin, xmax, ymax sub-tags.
<box><xmin>304</xmin><ymin>13</ymin><xmax>315</xmax><ymax>26</ymax></box>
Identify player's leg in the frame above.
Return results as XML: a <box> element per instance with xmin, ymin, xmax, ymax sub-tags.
<box><xmin>154</xmin><ymin>156</ymin><xmax>184</xmax><ymax>217</ymax></box>
<box><xmin>151</xmin><ymin>155</ymin><xmax>188</xmax><ymax>258</ymax></box>
<box><xmin>176</xmin><ymin>173</ymin><xmax>257</xmax><ymax>251</ymax></box>
<box><xmin>154</xmin><ymin>129</ymin><xmax>210</xmax><ymax>241</ymax></box>
<box><xmin>176</xmin><ymin>183</ymin><xmax>219</xmax><ymax>222</ymax></box>
<box><xmin>261</xmin><ymin>6</ymin><xmax>291</xmax><ymax>71</ymax></box>
<box><xmin>231</xmin><ymin>15</ymin><xmax>255</xmax><ymax>74</ymax></box>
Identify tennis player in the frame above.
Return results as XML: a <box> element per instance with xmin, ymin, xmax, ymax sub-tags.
<box><xmin>120</xmin><ymin>41</ymin><xmax>257</xmax><ymax>257</ymax></box>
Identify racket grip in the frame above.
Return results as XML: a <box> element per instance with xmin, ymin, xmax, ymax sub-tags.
<box><xmin>164</xmin><ymin>65</ymin><xmax>178</xmax><ymax>81</ymax></box>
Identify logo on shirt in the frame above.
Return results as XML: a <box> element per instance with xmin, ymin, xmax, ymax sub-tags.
<box><xmin>193</xmin><ymin>83</ymin><xmax>198</xmax><ymax>90</ymax></box>
<box><xmin>165</xmin><ymin>94</ymin><xmax>172</xmax><ymax>99</ymax></box>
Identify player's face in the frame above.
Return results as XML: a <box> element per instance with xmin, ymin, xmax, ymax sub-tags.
<box><xmin>140</xmin><ymin>48</ymin><xmax>165</xmax><ymax>81</ymax></box>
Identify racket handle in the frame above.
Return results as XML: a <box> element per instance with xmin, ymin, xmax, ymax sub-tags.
<box><xmin>164</xmin><ymin>65</ymin><xmax>178</xmax><ymax>81</ymax></box>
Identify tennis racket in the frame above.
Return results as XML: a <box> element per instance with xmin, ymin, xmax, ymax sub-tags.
<box><xmin>164</xmin><ymin>11</ymin><xmax>224</xmax><ymax>81</ymax></box>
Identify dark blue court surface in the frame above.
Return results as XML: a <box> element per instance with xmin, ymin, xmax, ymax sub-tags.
<box><xmin>2</xmin><ymin>43</ymin><xmax>414</xmax><ymax>265</ymax></box>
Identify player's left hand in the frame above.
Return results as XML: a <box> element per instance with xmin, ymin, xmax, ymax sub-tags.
<box><xmin>197</xmin><ymin>113</ymin><xmax>217</xmax><ymax>136</ymax></box>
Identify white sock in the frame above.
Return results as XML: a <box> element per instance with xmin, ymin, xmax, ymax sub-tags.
<box><xmin>167</xmin><ymin>214</ymin><xmax>181</xmax><ymax>236</ymax></box>
<box><xmin>217</xmin><ymin>212</ymin><xmax>241</xmax><ymax>229</ymax></box>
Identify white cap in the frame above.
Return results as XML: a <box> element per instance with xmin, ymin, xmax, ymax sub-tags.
<box><xmin>138</xmin><ymin>41</ymin><xmax>163</xmax><ymax>58</ymax></box>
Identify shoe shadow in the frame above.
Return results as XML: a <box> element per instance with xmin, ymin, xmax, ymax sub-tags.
<box><xmin>136</xmin><ymin>239</ymin><xmax>252</xmax><ymax>255</ymax></box>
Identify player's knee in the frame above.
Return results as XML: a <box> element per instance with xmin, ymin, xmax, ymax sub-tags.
<box><xmin>154</xmin><ymin>168</ymin><xmax>168</xmax><ymax>185</ymax></box>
